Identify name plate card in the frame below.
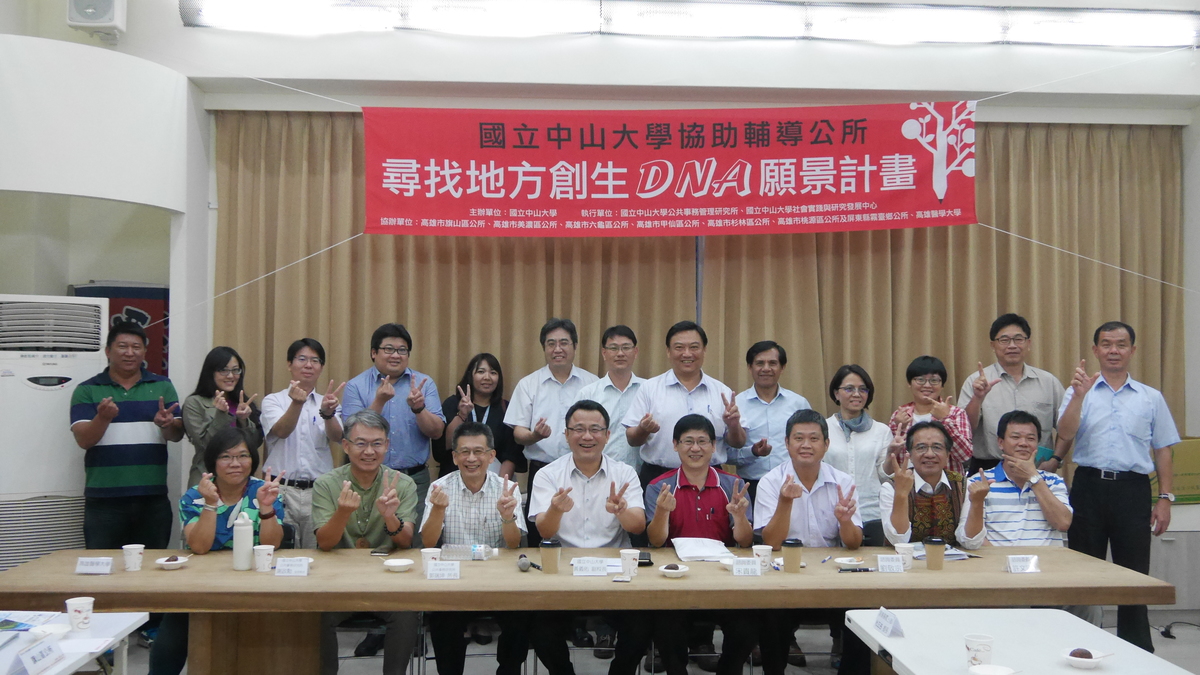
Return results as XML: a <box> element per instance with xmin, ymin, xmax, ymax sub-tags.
<box><xmin>19</xmin><ymin>637</ymin><xmax>66</xmax><ymax>675</ymax></box>
<box><xmin>74</xmin><ymin>557</ymin><xmax>112</xmax><ymax>575</ymax></box>
<box><xmin>426</xmin><ymin>561</ymin><xmax>461</xmax><ymax>580</ymax></box>
<box><xmin>873</xmin><ymin>608</ymin><xmax>905</xmax><ymax>637</ymax></box>
<box><xmin>732</xmin><ymin>558</ymin><xmax>762</xmax><ymax>576</ymax></box>
<box><xmin>877</xmin><ymin>555</ymin><xmax>905</xmax><ymax>573</ymax></box>
<box><xmin>274</xmin><ymin>557</ymin><xmax>310</xmax><ymax>577</ymax></box>
<box><xmin>573</xmin><ymin>558</ymin><xmax>609</xmax><ymax>576</ymax></box>
<box><xmin>1006</xmin><ymin>555</ymin><xmax>1040</xmax><ymax>574</ymax></box>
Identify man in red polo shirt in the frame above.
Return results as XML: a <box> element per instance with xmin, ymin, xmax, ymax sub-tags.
<box><xmin>645</xmin><ymin>414</ymin><xmax>754</xmax><ymax>675</ymax></box>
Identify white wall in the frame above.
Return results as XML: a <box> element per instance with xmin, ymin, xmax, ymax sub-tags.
<box><xmin>1185</xmin><ymin>107</ymin><xmax>1200</xmax><ymax>437</ymax></box>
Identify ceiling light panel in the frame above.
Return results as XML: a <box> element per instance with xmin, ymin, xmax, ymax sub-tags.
<box><xmin>402</xmin><ymin>0</ymin><xmax>601</xmax><ymax>37</ymax></box>
<box><xmin>602</xmin><ymin>0</ymin><xmax>806</xmax><ymax>39</ymax></box>
<box><xmin>182</xmin><ymin>0</ymin><xmax>401</xmax><ymax>34</ymax></box>
<box><xmin>1005</xmin><ymin>9</ymin><xmax>1200</xmax><ymax>47</ymax></box>
<box><xmin>808</xmin><ymin>4</ymin><xmax>1004</xmax><ymax>44</ymax></box>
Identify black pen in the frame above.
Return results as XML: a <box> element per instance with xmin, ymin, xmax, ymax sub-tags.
<box><xmin>838</xmin><ymin>567</ymin><xmax>876</xmax><ymax>573</ymax></box>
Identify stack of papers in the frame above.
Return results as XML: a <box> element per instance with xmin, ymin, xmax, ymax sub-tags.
<box><xmin>911</xmin><ymin>542</ymin><xmax>971</xmax><ymax>561</ymax></box>
<box><xmin>672</xmin><ymin>538</ymin><xmax>735</xmax><ymax>562</ymax></box>
<box><xmin>0</xmin><ymin>613</ymin><xmax>55</xmax><ymax>632</ymax></box>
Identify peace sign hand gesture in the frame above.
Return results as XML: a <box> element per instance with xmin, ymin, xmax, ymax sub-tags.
<box><xmin>892</xmin><ymin>452</ymin><xmax>914</xmax><ymax>496</ymax></box>
<box><xmin>834</xmin><ymin>485</ymin><xmax>857</xmax><ymax>524</ymax></box>
<box><xmin>606</xmin><ymin>482</ymin><xmax>630</xmax><ymax>516</ymax></box>
<box><xmin>497</xmin><ymin>479</ymin><xmax>519</xmax><ymax>521</ymax></box>
<box><xmin>456</xmin><ymin>385</ymin><xmax>474</xmax><ymax>420</ymax></box>
<box><xmin>154</xmin><ymin>397</ymin><xmax>179</xmax><ymax>429</ymax></box>
<box><xmin>726</xmin><ymin>479</ymin><xmax>750</xmax><ymax>518</ymax></box>
<box><xmin>375</xmin><ymin>471</ymin><xmax>402</xmax><ymax>518</ymax></box>
<box><xmin>971</xmin><ymin>362</ymin><xmax>1002</xmax><ymax>401</ymax></box>
<box><xmin>236</xmin><ymin>392</ymin><xmax>258</xmax><ymax>421</ymax></box>
<box><xmin>720</xmin><ymin>393</ymin><xmax>741</xmax><ymax>428</ymax></box>
<box><xmin>888</xmin><ymin>421</ymin><xmax>909</xmax><ymax>458</ymax></box>
<box><xmin>256</xmin><ymin>471</ymin><xmax>284</xmax><ymax>509</ymax></box>
<box><xmin>321</xmin><ymin>380</ymin><xmax>346</xmax><ymax>417</ymax></box>
<box><xmin>407</xmin><ymin>377</ymin><xmax>428</xmax><ymax>411</ymax></box>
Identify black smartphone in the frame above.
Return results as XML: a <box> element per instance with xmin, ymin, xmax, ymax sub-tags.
<box><xmin>638</xmin><ymin>551</ymin><xmax>653</xmax><ymax>567</ymax></box>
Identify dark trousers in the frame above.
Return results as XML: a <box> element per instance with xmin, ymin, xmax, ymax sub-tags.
<box><xmin>966</xmin><ymin>457</ymin><xmax>1001</xmax><ymax>476</ymax></box>
<box><xmin>429</xmin><ymin>612</ymin><xmax>530</xmax><ymax>675</ymax></box>
<box><xmin>84</xmin><ymin>494</ymin><xmax>173</xmax><ymax>549</ymax></box>
<box><xmin>147</xmin><ymin>613</ymin><xmax>188</xmax><ymax>675</ymax></box>
<box><xmin>1068</xmin><ymin>469</ymin><xmax>1154</xmax><ymax>652</ymax></box>
<box><xmin>658</xmin><ymin>611</ymin><xmax>755</xmax><ymax>675</ymax></box>
<box><xmin>639</xmin><ymin>463</ymin><xmax>672</xmax><ymax>489</ymax></box>
<box><xmin>759</xmin><ymin>609</ymin><xmax>861</xmax><ymax>675</ymax></box>
<box><xmin>530</xmin><ymin>611</ymin><xmax>652</xmax><ymax>675</ymax></box>
<box><xmin>527</xmin><ymin>460</ymin><xmax>549</xmax><ymax>547</ymax></box>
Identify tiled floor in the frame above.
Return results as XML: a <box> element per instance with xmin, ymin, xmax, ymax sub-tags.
<box><xmin>111</xmin><ymin>608</ymin><xmax>1200</xmax><ymax>674</ymax></box>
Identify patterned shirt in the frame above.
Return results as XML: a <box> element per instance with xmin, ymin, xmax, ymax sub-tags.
<box><xmin>179</xmin><ymin>478</ymin><xmax>286</xmax><ymax>551</ymax></box>
<box><xmin>420</xmin><ymin>471</ymin><xmax>526</xmax><ymax>548</ymax></box>
<box><xmin>956</xmin><ymin>464</ymin><xmax>1071</xmax><ymax>550</ymax></box>
<box><xmin>888</xmin><ymin>403</ymin><xmax>973</xmax><ymax>476</ymax></box>
<box><xmin>878</xmin><ymin>470</ymin><xmax>964</xmax><ymax>546</ymax></box>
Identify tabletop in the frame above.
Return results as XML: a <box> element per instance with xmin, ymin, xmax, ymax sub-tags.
<box><xmin>0</xmin><ymin>611</ymin><xmax>147</xmax><ymax>675</ymax></box>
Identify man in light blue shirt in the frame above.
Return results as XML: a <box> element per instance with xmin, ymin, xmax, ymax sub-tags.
<box><xmin>728</xmin><ymin>341</ymin><xmax>810</xmax><ymax>501</ymax></box>
<box><xmin>341</xmin><ymin>323</ymin><xmax>444</xmax><ymax>535</ymax></box>
<box><xmin>1057</xmin><ymin>321</ymin><xmax>1179</xmax><ymax>653</ymax></box>
<box><xmin>574</xmin><ymin>325</ymin><xmax>645</xmax><ymax>472</ymax></box>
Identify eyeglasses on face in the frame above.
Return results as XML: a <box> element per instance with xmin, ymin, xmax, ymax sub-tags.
<box><xmin>377</xmin><ymin>346</ymin><xmax>410</xmax><ymax>355</ymax></box>
<box><xmin>217</xmin><ymin>453</ymin><xmax>253</xmax><ymax>464</ymax></box>
<box><xmin>350</xmin><ymin>440</ymin><xmax>387</xmax><ymax>451</ymax></box>
<box><xmin>994</xmin><ymin>336</ymin><xmax>1028</xmax><ymax>347</ymax></box>
<box><xmin>912</xmin><ymin>376</ymin><xmax>942</xmax><ymax>386</ymax></box>
<box><xmin>293</xmin><ymin>356</ymin><xmax>323</xmax><ymax>366</ymax></box>
<box><xmin>216</xmin><ymin>368</ymin><xmax>243</xmax><ymax>376</ymax></box>
<box><xmin>604</xmin><ymin>344</ymin><xmax>636</xmax><ymax>353</ymax></box>
<box><xmin>838</xmin><ymin>386</ymin><xmax>869</xmax><ymax>395</ymax></box>
<box><xmin>566</xmin><ymin>425</ymin><xmax>607</xmax><ymax>436</ymax></box>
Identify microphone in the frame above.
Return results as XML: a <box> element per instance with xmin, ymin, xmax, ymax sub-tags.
<box><xmin>517</xmin><ymin>554</ymin><xmax>541</xmax><ymax>572</ymax></box>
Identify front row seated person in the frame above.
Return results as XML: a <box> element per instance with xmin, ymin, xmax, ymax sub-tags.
<box><xmin>527</xmin><ymin>400</ymin><xmax>653</xmax><ymax>675</ymax></box>
<box><xmin>645</xmin><ymin>414</ymin><xmax>755</xmax><ymax>675</ymax></box>
<box><xmin>879</xmin><ymin>420</ymin><xmax>966</xmax><ymax>546</ymax></box>
<box><xmin>956</xmin><ymin>410</ymin><xmax>1073</xmax><ymax>549</ymax></box>
<box><xmin>755</xmin><ymin>409</ymin><xmax>864</xmax><ymax>675</ymax></box>
<box><xmin>314</xmin><ymin>410</ymin><xmax>420</xmax><ymax>675</ymax></box>
<box><xmin>420</xmin><ymin>421</ymin><xmax>530</xmax><ymax>675</ymax></box>
<box><xmin>148</xmin><ymin>428</ymin><xmax>285</xmax><ymax>675</ymax></box>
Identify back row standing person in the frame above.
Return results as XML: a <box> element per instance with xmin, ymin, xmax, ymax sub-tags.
<box><xmin>958</xmin><ymin>313</ymin><xmax>1064</xmax><ymax>476</ymax></box>
<box><xmin>573</xmin><ymin>325</ymin><xmax>646</xmax><ymax>473</ymax></box>
<box><xmin>439</xmin><ymin>352</ymin><xmax>525</xmax><ymax>479</ymax></box>
<box><xmin>261</xmin><ymin>338</ymin><xmax>345</xmax><ymax>550</ymax></box>
<box><xmin>342</xmin><ymin>323</ymin><xmax>444</xmax><ymax>533</ymax></box>
<box><xmin>182</xmin><ymin>346</ymin><xmax>263</xmax><ymax>488</ymax></box>
<box><xmin>623</xmin><ymin>321</ymin><xmax>748</xmax><ymax>488</ymax></box>
<box><xmin>505</xmin><ymin>318</ymin><xmax>598</xmax><ymax>546</ymax></box>
<box><xmin>889</xmin><ymin>355</ymin><xmax>972</xmax><ymax>476</ymax></box>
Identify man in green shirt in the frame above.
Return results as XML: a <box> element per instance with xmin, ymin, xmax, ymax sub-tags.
<box><xmin>314</xmin><ymin>410</ymin><xmax>419</xmax><ymax>675</ymax></box>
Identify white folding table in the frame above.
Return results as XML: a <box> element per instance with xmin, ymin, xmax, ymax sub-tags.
<box><xmin>0</xmin><ymin>612</ymin><xmax>147</xmax><ymax>675</ymax></box>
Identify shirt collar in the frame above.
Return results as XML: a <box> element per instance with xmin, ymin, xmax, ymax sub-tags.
<box><xmin>785</xmin><ymin>461</ymin><xmax>838</xmax><ymax>491</ymax></box>
<box><xmin>664</xmin><ymin>369</ymin><xmax>710</xmax><ymax>390</ymax></box>
<box><xmin>569</xmin><ymin>454</ymin><xmax>610</xmax><ymax>480</ymax></box>
<box><xmin>539</xmin><ymin>365</ymin><xmax>582</xmax><ymax>385</ymax></box>
<box><xmin>744</xmin><ymin>386</ymin><xmax>792</xmax><ymax>405</ymax></box>
<box><xmin>349</xmin><ymin>467</ymin><xmax>384</xmax><ymax>491</ymax></box>
<box><xmin>599</xmin><ymin>372</ymin><xmax>645</xmax><ymax>392</ymax></box>
<box><xmin>372</xmin><ymin>365</ymin><xmax>413</xmax><ymax>382</ymax></box>
<box><xmin>915</xmin><ymin>470</ymin><xmax>951</xmax><ymax>495</ymax></box>
<box><xmin>678</xmin><ymin>466</ymin><xmax>719</xmax><ymax>489</ymax></box>
<box><xmin>992</xmin><ymin>362</ymin><xmax>1033</xmax><ymax>381</ymax></box>
<box><xmin>97</xmin><ymin>367</ymin><xmax>156</xmax><ymax>386</ymax></box>
<box><xmin>1097</xmin><ymin>374</ymin><xmax>1140</xmax><ymax>394</ymax></box>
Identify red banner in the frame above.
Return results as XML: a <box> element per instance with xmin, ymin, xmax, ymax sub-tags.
<box><xmin>364</xmin><ymin>102</ymin><xmax>976</xmax><ymax>237</ymax></box>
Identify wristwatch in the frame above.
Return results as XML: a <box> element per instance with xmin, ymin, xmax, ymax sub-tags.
<box><xmin>384</xmin><ymin>519</ymin><xmax>404</xmax><ymax>536</ymax></box>
<box><xmin>1159</xmin><ymin>493</ymin><xmax>1176</xmax><ymax>502</ymax></box>
<box><xmin>1027</xmin><ymin>474</ymin><xmax>1042</xmax><ymax>487</ymax></box>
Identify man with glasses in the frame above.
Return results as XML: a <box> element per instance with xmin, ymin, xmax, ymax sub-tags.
<box><xmin>314</xmin><ymin>410</ymin><xmax>419</xmax><ymax>675</ymax></box>
<box><xmin>343</xmin><ymin>323</ymin><xmax>444</xmax><ymax>541</ymax></box>
<box><xmin>261</xmin><ymin>338</ymin><xmax>345</xmax><ymax>550</ymax></box>
<box><xmin>878</xmin><ymin>421</ymin><xmax>966</xmax><ymax>546</ymax></box>
<box><xmin>574</xmin><ymin>325</ymin><xmax>646</xmax><ymax>473</ymax></box>
<box><xmin>527</xmin><ymin>400</ymin><xmax>651</xmax><ymax>675</ymax></box>
<box><xmin>957</xmin><ymin>314</ymin><xmax>1065</xmax><ymax>475</ymax></box>
<box><xmin>421</xmin><ymin>421</ymin><xmax>529</xmax><ymax>675</ymax></box>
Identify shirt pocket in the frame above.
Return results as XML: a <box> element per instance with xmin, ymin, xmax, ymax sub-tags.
<box><xmin>1119</xmin><ymin>402</ymin><xmax>1155</xmax><ymax>444</ymax></box>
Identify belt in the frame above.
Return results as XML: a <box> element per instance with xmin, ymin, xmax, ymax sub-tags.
<box><xmin>393</xmin><ymin>464</ymin><xmax>428</xmax><ymax>477</ymax></box>
<box><xmin>1075</xmin><ymin>466</ymin><xmax>1148</xmax><ymax>481</ymax></box>
<box><xmin>275</xmin><ymin>476</ymin><xmax>314</xmax><ymax>489</ymax></box>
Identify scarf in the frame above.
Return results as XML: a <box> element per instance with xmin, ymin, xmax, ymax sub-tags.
<box><xmin>835</xmin><ymin>411</ymin><xmax>874</xmax><ymax>442</ymax></box>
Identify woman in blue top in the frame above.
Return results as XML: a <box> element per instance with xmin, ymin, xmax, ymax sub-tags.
<box><xmin>149</xmin><ymin>428</ymin><xmax>285</xmax><ymax>674</ymax></box>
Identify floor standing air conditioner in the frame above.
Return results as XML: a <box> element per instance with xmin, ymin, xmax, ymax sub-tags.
<box><xmin>0</xmin><ymin>294</ymin><xmax>109</xmax><ymax>570</ymax></box>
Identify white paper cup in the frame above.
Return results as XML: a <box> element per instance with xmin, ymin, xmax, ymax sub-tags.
<box><xmin>752</xmin><ymin>545</ymin><xmax>773</xmax><ymax>572</ymax></box>
<box><xmin>894</xmin><ymin>543</ymin><xmax>915</xmax><ymax>571</ymax></box>
<box><xmin>620</xmin><ymin>549</ymin><xmax>640</xmax><ymax>577</ymax></box>
<box><xmin>965</xmin><ymin>633</ymin><xmax>994</xmax><ymax>667</ymax></box>
<box><xmin>253</xmin><ymin>544</ymin><xmax>275</xmax><ymax>572</ymax></box>
<box><xmin>65</xmin><ymin>596</ymin><xmax>94</xmax><ymax>631</ymax></box>
<box><xmin>421</xmin><ymin>548</ymin><xmax>441</xmax><ymax>569</ymax></box>
<box><xmin>122</xmin><ymin>544</ymin><xmax>144</xmax><ymax>572</ymax></box>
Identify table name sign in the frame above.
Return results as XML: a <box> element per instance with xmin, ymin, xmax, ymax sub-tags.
<box><xmin>873</xmin><ymin>607</ymin><xmax>905</xmax><ymax>637</ymax></box>
<box><xmin>274</xmin><ymin>558</ymin><xmax>310</xmax><ymax>577</ymax></box>
<box><xmin>573</xmin><ymin>558</ymin><xmax>609</xmax><ymax>576</ymax></box>
<box><xmin>74</xmin><ymin>557</ymin><xmax>113</xmax><ymax>575</ymax></box>
<box><xmin>18</xmin><ymin>636</ymin><xmax>66</xmax><ymax>675</ymax></box>
<box><xmin>426</xmin><ymin>561</ymin><xmax>461</xmax><ymax>580</ymax></box>
<box><xmin>877</xmin><ymin>555</ymin><xmax>905</xmax><ymax>573</ymax></box>
<box><xmin>1006</xmin><ymin>555</ymin><xmax>1040</xmax><ymax>574</ymax></box>
<box><xmin>732</xmin><ymin>558</ymin><xmax>762</xmax><ymax>576</ymax></box>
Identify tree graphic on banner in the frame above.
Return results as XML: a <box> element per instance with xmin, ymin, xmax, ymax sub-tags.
<box><xmin>901</xmin><ymin>101</ymin><xmax>976</xmax><ymax>202</ymax></box>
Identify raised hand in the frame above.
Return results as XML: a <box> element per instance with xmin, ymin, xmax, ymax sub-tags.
<box><xmin>1003</xmin><ymin>453</ymin><xmax>1038</xmax><ymax>488</ymax></box>
<box><xmin>533</xmin><ymin>417</ymin><xmax>552</xmax><ymax>440</ymax></box>
<box><xmin>1071</xmin><ymin>359</ymin><xmax>1102</xmax><ymax>398</ymax></box>
<box><xmin>214</xmin><ymin>391</ymin><xmax>230</xmax><ymax>414</ymax></box>
<box><xmin>375</xmin><ymin>376</ymin><xmax>396</xmax><ymax>405</ymax></box>
<box><xmin>656</xmin><ymin>483</ymin><xmax>677</xmax><ymax>513</ymax></box>
<box><xmin>549</xmin><ymin>487</ymin><xmax>574</xmax><ymax>513</ymax></box>
<box><xmin>750</xmin><ymin>437</ymin><xmax>772</xmax><ymax>457</ymax></box>
<box><xmin>931</xmin><ymin>396</ymin><xmax>954</xmax><ymax>421</ymax></box>
<box><xmin>407</xmin><ymin>377</ymin><xmax>428</xmax><ymax>411</ymax></box>
<box><xmin>888</xmin><ymin>421</ymin><xmax>909</xmax><ymax>458</ymax></box>
<box><xmin>256</xmin><ymin>471</ymin><xmax>283</xmax><ymax>509</ymax></box>
<box><xmin>726</xmin><ymin>479</ymin><xmax>750</xmax><ymax>518</ymax></box>
<box><xmin>968</xmin><ymin>469</ymin><xmax>993</xmax><ymax>504</ymax></box>
<box><xmin>834</xmin><ymin>485</ymin><xmax>857</xmax><ymax>523</ymax></box>
<box><xmin>456</xmin><ymin>385</ymin><xmax>474</xmax><ymax>420</ymax></box>
<box><xmin>154</xmin><ymin>397</ymin><xmax>179</xmax><ymax>429</ymax></box>
<box><xmin>321</xmin><ymin>380</ymin><xmax>346</xmax><ymax>416</ymax></box>
<box><xmin>497</xmin><ymin>479</ymin><xmax>519</xmax><ymax>521</ymax></box>
<box><xmin>375</xmin><ymin>471</ymin><xmax>402</xmax><ymax>517</ymax></box>
<box><xmin>892</xmin><ymin>452</ymin><xmax>914</xmax><ymax>496</ymax></box>
<box><xmin>287</xmin><ymin>380</ymin><xmax>307</xmax><ymax>404</ymax></box>
<box><xmin>236</xmin><ymin>392</ymin><xmax>258</xmax><ymax>421</ymax></box>
<box><xmin>779</xmin><ymin>474</ymin><xmax>803</xmax><ymax>501</ymax></box>
<box><xmin>720</xmin><ymin>393</ymin><xmax>741</xmax><ymax>428</ymax></box>
<box><xmin>971</xmin><ymin>363</ymin><xmax>1002</xmax><ymax>401</ymax></box>
<box><xmin>637</xmin><ymin>413</ymin><xmax>660</xmax><ymax>435</ymax></box>
<box><xmin>96</xmin><ymin>397</ymin><xmax>119</xmax><ymax>421</ymax></box>
<box><xmin>894</xmin><ymin>407</ymin><xmax>913</xmax><ymax>427</ymax></box>
<box><xmin>337</xmin><ymin>480</ymin><xmax>362</xmax><ymax>512</ymax></box>
<box><xmin>429</xmin><ymin>484</ymin><xmax>450</xmax><ymax>509</ymax></box>
<box><xmin>198</xmin><ymin>472</ymin><xmax>220</xmax><ymax>506</ymax></box>
<box><xmin>606</xmin><ymin>481</ymin><xmax>630</xmax><ymax>515</ymax></box>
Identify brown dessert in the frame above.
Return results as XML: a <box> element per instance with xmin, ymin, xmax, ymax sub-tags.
<box><xmin>165</xmin><ymin>555</ymin><xmax>179</xmax><ymax>562</ymax></box>
<box><xmin>664</xmin><ymin>564</ymin><xmax>679</xmax><ymax>570</ymax></box>
<box><xmin>1069</xmin><ymin>648</ymin><xmax>1093</xmax><ymax>659</ymax></box>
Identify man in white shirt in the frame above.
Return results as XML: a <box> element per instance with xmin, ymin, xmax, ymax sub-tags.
<box><xmin>623</xmin><ymin>321</ymin><xmax>747</xmax><ymax>487</ymax></box>
<box><xmin>260</xmin><ymin>338</ymin><xmax>345</xmax><ymax>549</ymax></box>
<box><xmin>527</xmin><ymin>400</ymin><xmax>652</xmax><ymax>675</ymax></box>
<box><xmin>574</xmin><ymin>325</ymin><xmax>646</xmax><ymax>472</ymax></box>
<box><xmin>728</xmin><ymin>340</ymin><xmax>810</xmax><ymax>501</ymax></box>
<box><xmin>504</xmin><ymin>318</ymin><xmax>598</xmax><ymax>546</ymax></box>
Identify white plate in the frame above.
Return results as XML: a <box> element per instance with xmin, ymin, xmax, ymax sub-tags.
<box><xmin>659</xmin><ymin>564</ymin><xmax>689</xmax><ymax>578</ymax></box>
<box><xmin>717</xmin><ymin>558</ymin><xmax>735</xmax><ymax>570</ymax></box>
<box><xmin>1062</xmin><ymin>647</ymin><xmax>1108</xmax><ymax>669</ymax></box>
<box><xmin>155</xmin><ymin>556</ymin><xmax>189</xmax><ymax>570</ymax></box>
<box><xmin>833</xmin><ymin>556</ymin><xmax>867</xmax><ymax>569</ymax></box>
<box><xmin>29</xmin><ymin>624</ymin><xmax>71</xmax><ymax>639</ymax></box>
<box><xmin>384</xmin><ymin>558</ymin><xmax>414</xmax><ymax>572</ymax></box>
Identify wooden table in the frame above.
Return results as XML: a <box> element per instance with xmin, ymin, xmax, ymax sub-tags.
<box><xmin>0</xmin><ymin>547</ymin><xmax>1174</xmax><ymax>675</ymax></box>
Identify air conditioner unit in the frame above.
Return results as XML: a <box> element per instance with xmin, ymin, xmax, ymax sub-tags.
<box><xmin>0</xmin><ymin>294</ymin><xmax>109</xmax><ymax>570</ymax></box>
<box><xmin>67</xmin><ymin>0</ymin><xmax>127</xmax><ymax>44</ymax></box>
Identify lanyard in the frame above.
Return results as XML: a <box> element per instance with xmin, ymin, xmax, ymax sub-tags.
<box><xmin>471</xmin><ymin>404</ymin><xmax>491</xmax><ymax>424</ymax></box>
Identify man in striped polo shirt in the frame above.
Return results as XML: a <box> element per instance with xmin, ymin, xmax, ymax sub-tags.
<box><xmin>957</xmin><ymin>410</ymin><xmax>1073</xmax><ymax>549</ymax></box>
<box><xmin>71</xmin><ymin>321</ymin><xmax>184</xmax><ymax>550</ymax></box>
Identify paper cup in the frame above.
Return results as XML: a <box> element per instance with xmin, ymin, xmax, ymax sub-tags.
<box><xmin>65</xmin><ymin>596</ymin><xmax>94</xmax><ymax>631</ymax></box>
<box><xmin>752</xmin><ymin>545</ymin><xmax>773</xmax><ymax>573</ymax></box>
<box><xmin>894</xmin><ymin>543</ymin><xmax>914</xmax><ymax>571</ymax></box>
<box><xmin>965</xmin><ymin>633</ymin><xmax>994</xmax><ymax>667</ymax></box>
<box><xmin>620</xmin><ymin>549</ymin><xmax>640</xmax><ymax>577</ymax></box>
<box><xmin>539</xmin><ymin>541</ymin><xmax>562</xmax><ymax>574</ymax></box>
<box><xmin>122</xmin><ymin>544</ymin><xmax>144</xmax><ymax>572</ymax></box>
<box><xmin>421</xmin><ymin>548</ymin><xmax>441</xmax><ymax>570</ymax></box>
<box><xmin>253</xmin><ymin>544</ymin><xmax>275</xmax><ymax>572</ymax></box>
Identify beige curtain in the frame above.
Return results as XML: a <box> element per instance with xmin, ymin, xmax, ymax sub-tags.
<box><xmin>702</xmin><ymin>123</ymin><xmax>1184</xmax><ymax>420</ymax></box>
